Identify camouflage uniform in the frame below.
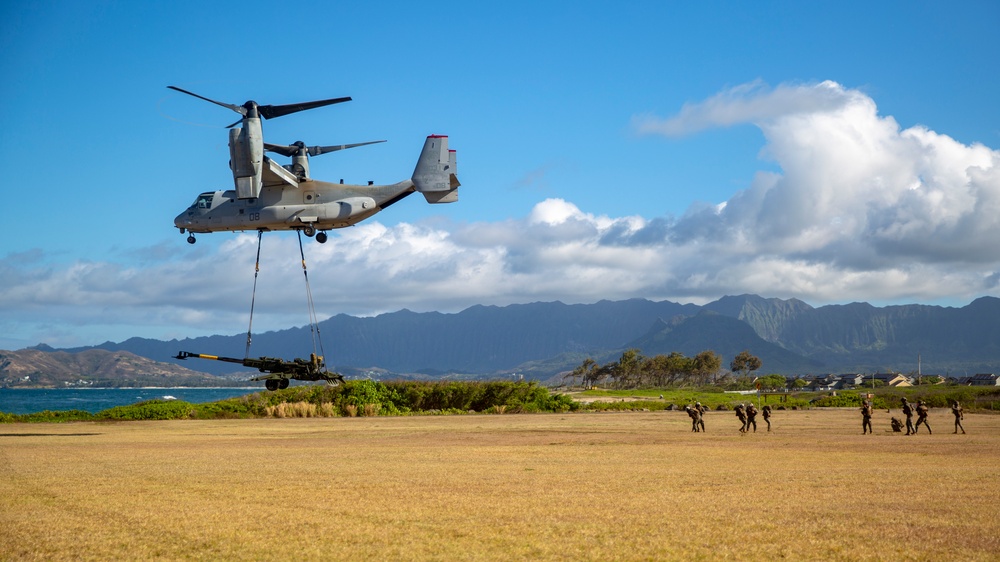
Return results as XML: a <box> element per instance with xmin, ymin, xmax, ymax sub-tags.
<box><xmin>914</xmin><ymin>400</ymin><xmax>931</xmax><ymax>434</ymax></box>
<box><xmin>695</xmin><ymin>402</ymin><xmax>706</xmax><ymax>432</ymax></box>
<box><xmin>890</xmin><ymin>417</ymin><xmax>903</xmax><ymax>432</ymax></box>
<box><xmin>762</xmin><ymin>405</ymin><xmax>772</xmax><ymax>432</ymax></box>
<box><xmin>861</xmin><ymin>400</ymin><xmax>873</xmax><ymax>434</ymax></box>
<box><xmin>745</xmin><ymin>403</ymin><xmax>758</xmax><ymax>433</ymax></box>
<box><xmin>734</xmin><ymin>404</ymin><xmax>747</xmax><ymax>433</ymax></box>
<box><xmin>901</xmin><ymin>397</ymin><xmax>915</xmax><ymax>435</ymax></box>
<box><xmin>951</xmin><ymin>401</ymin><xmax>966</xmax><ymax>434</ymax></box>
<box><xmin>684</xmin><ymin>405</ymin><xmax>701</xmax><ymax>432</ymax></box>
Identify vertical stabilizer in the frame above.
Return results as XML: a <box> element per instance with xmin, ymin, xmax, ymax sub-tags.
<box><xmin>412</xmin><ymin>135</ymin><xmax>459</xmax><ymax>203</ymax></box>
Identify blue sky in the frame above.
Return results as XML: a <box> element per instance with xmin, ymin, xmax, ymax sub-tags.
<box><xmin>1</xmin><ymin>1</ymin><xmax>998</xmax><ymax>350</ymax></box>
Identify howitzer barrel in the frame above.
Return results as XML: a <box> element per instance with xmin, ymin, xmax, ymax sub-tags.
<box><xmin>175</xmin><ymin>350</ymin><xmax>325</xmax><ymax>376</ymax></box>
<box><xmin>174</xmin><ymin>351</ymin><xmax>246</xmax><ymax>365</ymax></box>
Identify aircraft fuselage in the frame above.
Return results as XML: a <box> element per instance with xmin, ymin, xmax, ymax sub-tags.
<box><xmin>175</xmin><ymin>179</ymin><xmax>416</xmax><ymax>235</ymax></box>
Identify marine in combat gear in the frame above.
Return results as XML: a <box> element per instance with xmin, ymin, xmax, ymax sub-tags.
<box><xmin>684</xmin><ymin>405</ymin><xmax>701</xmax><ymax>432</ymax></box>
<box><xmin>901</xmin><ymin>397</ymin><xmax>915</xmax><ymax>435</ymax></box>
<box><xmin>762</xmin><ymin>404</ymin><xmax>772</xmax><ymax>432</ymax></box>
<box><xmin>861</xmin><ymin>400</ymin><xmax>873</xmax><ymax>435</ymax></box>
<box><xmin>951</xmin><ymin>400</ymin><xmax>966</xmax><ymax>434</ymax></box>
<box><xmin>745</xmin><ymin>403</ymin><xmax>758</xmax><ymax>433</ymax></box>
<box><xmin>914</xmin><ymin>400</ymin><xmax>931</xmax><ymax>434</ymax></box>
<box><xmin>734</xmin><ymin>404</ymin><xmax>748</xmax><ymax>433</ymax></box>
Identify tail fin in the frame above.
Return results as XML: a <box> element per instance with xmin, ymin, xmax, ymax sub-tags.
<box><xmin>412</xmin><ymin>135</ymin><xmax>460</xmax><ymax>203</ymax></box>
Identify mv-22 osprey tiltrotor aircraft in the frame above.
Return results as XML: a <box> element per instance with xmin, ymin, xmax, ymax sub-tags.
<box><xmin>168</xmin><ymin>86</ymin><xmax>460</xmax><ymax>244</ymax></box>
<box><xmin>167</xmin><ymin>86</ymin><xmax>461</xmax><ymax>389</ymax></box>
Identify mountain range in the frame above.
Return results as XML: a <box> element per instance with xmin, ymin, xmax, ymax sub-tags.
<box><xmin>20</xmin><ymin>294</ymin><xmax>998</xmax><ymax>382</ymax></box>
<box><xmin>0</xmin><ymin>347</ymin><xmax>226</xmax><ymax>388</ymax></box>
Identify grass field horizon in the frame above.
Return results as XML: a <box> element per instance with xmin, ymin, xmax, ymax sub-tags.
<box><xmin>3</xmin><ymin>409</ymin><xmax>998</xmax><ymax>560</ymax></box>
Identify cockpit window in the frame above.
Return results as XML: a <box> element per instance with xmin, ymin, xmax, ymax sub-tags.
<box><xmin>194</xmin><ymin>192</ymin><xmax>214</xmax><ymax>209</ymax></box>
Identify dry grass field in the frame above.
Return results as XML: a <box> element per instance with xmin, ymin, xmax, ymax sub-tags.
<box><xmin>2</xmin><ymin>408</ymin><xmax>998</xmax><ymax>561</ymax></box>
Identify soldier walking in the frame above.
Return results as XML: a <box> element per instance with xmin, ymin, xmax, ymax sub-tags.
<box><xmin>914</xmin><ymin>400</ymin><xmax>932</xmax><ymax>434</ymax></box>
<box><xmin>735</xmin><ymin>404</ymin><xmax>747</xmax><ymax>433</ymax></box>
<box><xmin>745</xmin><ymin>403</ymin><xmax>759</xmax><ymax>433</ymax></box>
<box><xmin>684</xmin><ymin>405</ymin><xmax>701</xmax><ymax>432</ymax></box>
<box><xmin>762</xmin><ymin>404</ymin><xmax>772</xmax><ymax>432</ymax></box>
<box><xmin>861</xmin><ymin>400</ymin><xmax>873</xmax><ymax>434</ymax></box>
<box><xmin>695</xmin><ymin>402</ymin><xmax>706</xmax><ymax>432</ymax></box>
<box><xmin>901</xmin><ymin>397</ymin><xmax>915</xmax><ymax>435</ymax></box>
<box><xmin>951</xmin><ymin>400</ymin><xmax>966</xmax><ymax>434</ymax></box>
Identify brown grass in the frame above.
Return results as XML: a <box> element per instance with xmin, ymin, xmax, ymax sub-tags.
<box><xmin>1</xmin><ymin>409</ymin><xmax>998</xmax><ymax>560</ymax></box>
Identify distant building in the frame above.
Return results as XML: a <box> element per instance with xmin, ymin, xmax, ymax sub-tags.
<box><xmin>836</xmin><ymin>373</ymin><xmax>865</xmax><ymax>388</ymax></box>
<box><xmin>803</xmin><ymin>374</ymin><xmax>838</xmax><ymax>391</ymax></box>
<box><xmin>969</xmin><ymin>373</ymin><xmax>999</xmax><ymax>386</ymax></box>
<box><xmin>870</xmin><ymin>372</ymin><xmax>912</xmax><ymax>387</ymax></box>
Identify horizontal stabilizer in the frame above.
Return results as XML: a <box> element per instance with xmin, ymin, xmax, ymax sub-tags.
<box><xmin>423</xmin><ymin>189</ymin><xmax>458</xmax><ymax>204</ymax></box>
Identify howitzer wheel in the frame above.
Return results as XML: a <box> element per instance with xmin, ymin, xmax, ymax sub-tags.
<box><xmin>265</xmin><ymin>379</ymin><xmax>279</xmax><ymax>391</ymax></box>
<box><xmin>278</xmin><ymin>378</ymin><xmax>290</xmax><ymax>390</ymax></box>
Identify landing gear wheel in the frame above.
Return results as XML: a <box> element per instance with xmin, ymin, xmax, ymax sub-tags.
<box><xmin>187</xmin><ymin>235</ymin><xmax>196</xmax><ymax>244</ymax></box>
<box><xmin>265</xmin><ymin>379</ymin><xmax>279</xmax><ymax>391</ymax></box>
<box><xmin>316</xmin><ymin>232</ymin><xmax>328</xmax><ymax>244</ymax></box>
<box><xmin>278</xmin><ymin>378</ymin><xmax>290</xmax><ymax>390</ymax></box>
<box><xmin>303</xmin><ymin>225</ymin><xmax>316</xmax><ymax>237</ymax></box>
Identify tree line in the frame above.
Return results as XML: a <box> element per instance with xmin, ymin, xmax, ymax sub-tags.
<box><xmin>565</xmin><ymin>349</ymin><xmax>766</xmax><ymax>390</ymax></box>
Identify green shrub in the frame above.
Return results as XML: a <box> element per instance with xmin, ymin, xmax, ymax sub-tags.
<box><xmin>191</xmin><ymin>399</ymin><xmax>258</xmax><ymax>419</ymax></box>
<box><xmin>11</xmin><ymin>409</ymin><xmax>95</xmax><ymax>423</ymax></box>
<box><xmin>96</xmin><ymin>400</ymin><xmax>195</xmax><ymax>421</ymax></box>
<box><xmin>810</xmin><ymin>392</ymin><xmax>886</xmax><ymax>409</ymax></box>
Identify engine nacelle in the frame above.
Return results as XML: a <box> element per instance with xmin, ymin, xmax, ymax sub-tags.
<box><xmin>228</xmin><ymin>117</ymin><xmax>264</xmax><ymax>199</ymax></box>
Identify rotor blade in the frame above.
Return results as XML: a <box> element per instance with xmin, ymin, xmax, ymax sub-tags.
<box><xmin>263</xmin><ymin>143</ymin><xmax>299</xmax><ymax>157</ymax></box>
<box><xmin>258</xmin><ymin>97</ymin><xmax>352</xmax><ymax>120</ymax></box>
<box><xmin>308</xmin><ymin>140</ymin><xmax>386</xmax><ymax>156</ymax></box>
<box><xmin>167</xmin><ymin>86</ymin><xmax>247</xmax><ymax>116</ymax></box>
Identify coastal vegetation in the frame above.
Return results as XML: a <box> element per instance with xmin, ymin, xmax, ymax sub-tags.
<box><xmin>0</xmin><ymin>380</ymin><xmax>576</xmax><ymax>422</ymax></box>
<box><xmin>3</xmin><ymin>379</ymin><xmax>999</xmax><ymax>423</ymax></box>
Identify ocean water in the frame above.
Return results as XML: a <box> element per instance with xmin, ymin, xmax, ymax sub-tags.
<box><xmin>0</xmin><ymin>388</ymin><xmax>260</xmax><ymax>415</ymax></box>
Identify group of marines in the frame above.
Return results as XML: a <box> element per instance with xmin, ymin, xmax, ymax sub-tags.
<box><xmin>684</xmin><ymin>397</ymin><xmax>968</xmax><ymax>435</ymax></box>
<box><xmin>875</xmin><ymin>397</ymin><xmax>966</xmax><ymax>435</ymax></box>
<box><xmin>684</xmin><ymin>402</ymin><xmax>773</xmax><ymax>433</ymax></box>
<box><xmin>734</xmin><ymin>403</ymin><xmax>771</xmax><ymax>433</ymax></box>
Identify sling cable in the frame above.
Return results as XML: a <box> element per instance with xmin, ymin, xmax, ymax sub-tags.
<box><xmin>173</xmin><ymin>229</ymin><xmax>344</xmax><ymax>391</ymax></box>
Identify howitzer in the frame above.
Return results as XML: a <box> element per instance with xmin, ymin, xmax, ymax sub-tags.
<box><xmin>174</xmin><ymin>351</ymin><xmax>344</xmax><ymax>391</ymax></box>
